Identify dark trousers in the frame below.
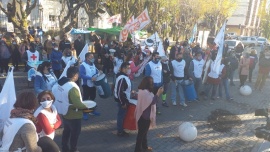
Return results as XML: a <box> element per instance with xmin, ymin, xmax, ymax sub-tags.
<box><xmin>134</xmin><ymin>117</ymin><xmax>151</xmax><ymax>152</ymax></box>
<box><xmin>53</xmin><ymin>70</ymin><xmax>61</xmax><ymax>79</ymax></box>
<box><xmin>0</xmin><ymin>58</ymin><xmax>10</xmax><ymax>74</ymax></box>
<box><xmin>249</xmin><ymin>68</ymin><xmax>254</xmax><ymax>82</ymax></box>
<box><xmin>239</xmin><ymin>75</ymin><xmax>247</xmax><ymax>87</ymax></box>
<box><xmin>82</xmin><ymin>85</ymin><xmax>96</xmax><ymax>100</ymax></box>
<box><xmin>12</xmin><ymin>52</ymin><xmax>20</xmax><ymax>70</ymax></box>
<box><xmin>62</xmin><ymin>118</ymin><xmax>82</xmax><ymax>152</ymax></box>
<box><xmin>117</xmin><ymin>102</ymin><xmax>127</xmax><ymax>133</ymax></box>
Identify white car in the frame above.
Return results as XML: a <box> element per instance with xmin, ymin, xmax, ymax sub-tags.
<box><xmin>239</xmin><ymin>36</ymin><xmax>258</xmax><ymax>46</ymax></box>
<box><xmin>224</xmin><ymin>40</ymin><xmax>244</xmax><ymax>50</ymax></box>
<box><xmin>257</xmin><ymin>37</ymin><xmax>269</xmax><ymax>45</ymax></box>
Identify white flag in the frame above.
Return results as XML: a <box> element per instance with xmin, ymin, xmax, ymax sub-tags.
<box><xmin>59</xmin><ymin>61</ymin><xmax>72</xmax><ymax>79</ymax></box>
<box><xmin>0</xmin><ymin>67</ymin><xmax>16</xmax><ymax>132</ymax></box>
<box><xmin>213</xmin><ymin>22</ymin><xmax>226</xmax><ymax>74</ymax></box>
<box><xmin>78</xmin><ymin>44</ymin><xmax>89</xmax><ymax>62</ymax></box>
<box><xmin>148</xmin><ymin>32</ymin><xmax>161</xmax><ymax>43</ymax></box>
<box><xmin>157</xmin><ymin>42</ymin><xmax>165</xmax><ymax>57</ymax></box>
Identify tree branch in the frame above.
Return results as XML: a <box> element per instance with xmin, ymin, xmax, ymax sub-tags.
<box><xmin>26</xmin><ymin>0</ymin><xmax>37</xmax><ymax>16</ymax></box>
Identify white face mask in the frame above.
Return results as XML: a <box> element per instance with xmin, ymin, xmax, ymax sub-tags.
<box><xmin>127</xmin><ymin>69</ymin><xmax>131</xmax><ymax>75</ymax></box>
<box><xmin>55</xmin><ymin>48</ymin><xmax>58</xmax><ymax>51</ymax></box>
<box><xmin>40</xmin><ymin>100</ymin><xmax>53</xmax><ymax>108</ymax></box>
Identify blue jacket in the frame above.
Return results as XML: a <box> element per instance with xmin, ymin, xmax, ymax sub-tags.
<box><xmin>145</xmin><ymin>60</ymin><xmax>163</xmax><ymax>87</ymax></box>
<box><xmin>50</xmin><ymin>49</ymin><xmax>62</xmax><ymax>70</ymax></box>
<box><xmin>79</xmin><ymin>61</ymin><xmax>98</xmax><ymax>86</ymax></box>
<box><xmin>34</xmin><ymin>72</ymin><xmax>57</xmax><ymax>94</ymax></box>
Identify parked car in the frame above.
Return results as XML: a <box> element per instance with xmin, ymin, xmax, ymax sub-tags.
<box><xmin>257</xmin><ymin>37</ymin><xmax>269</xmax><ymax>45</ymax></box>
<box><xmin>224</xmin><ymin>40</ymin><xmax>244</xmax><ymax>50</ymax></box>
<box><xmin>239</xmin><ymin>36</ymin><xmax>258</xmax><ymax>46</ymax></box>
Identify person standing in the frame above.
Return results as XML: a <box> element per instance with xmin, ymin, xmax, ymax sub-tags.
<box><xmin>134</xmin><ymin>76</ymin><xmax>163</xmax><ymax>152</ymax></box>
<box><xmin>50</xmin><ymin>43</ymin><xmax>63</xmax><ymax>79</ymax></box>
<box><xmin>249</xmin><ymin>49</ymin><xmax>258</xmax><ymax>83</ymax></box>
<box><xmin>0</xmin><ymin>40</ymin><xmax>11</xmax><ymax>76</ymax></box>
<box><xmin>160</xmin><ymin>56</ymin><xmax>170</xmax><ymax>107</ymax></box>
<box><xmin>34</xmin><ymin>91</ymin><xmax>62</xmax><ymax>139</ymax></box>
<box><xmin>189</xmin><ymin>51</ymin><xmax>204</xmax><ymax>100</ymax></box>
<box><xmin>74</xmin><ymin>35</ymin><xmax>85</xmax><ymax>56</ymax></box>
<box><xmin>34</xmin><ymin>61</ymin><xmax>57</xmax><ymax>95</ymax></box>
<box><xmin>22</xmin><ymin>42</ymin><xmax>40</xmax><ymax>71</ymax></box>
<box><xmin>169</xmin><ymin>41</ymin><xmax>181</xmax><ymax>61</ymax></box>
<box><xmin>239</xmin><ymin>53</ymin><xmax>250</xmax><ymax>87</ymax></box>
<box><xmin>52</xmin><ymin>67</ymin><xmax>88</xmax><ymax>152</ymax></box>
<box><xmin>163</xmin><ymin>38</ymin><xmax>170</xmax><ymax>54</ymax></box>
<box><xmin>228</xmin><ymin>51</ymin><xmax>239</xmax><ymax>86</ymax></box>
<box><xmin>0</xmin><ymin>91</ymin><xmax>42</xmax><ymax>152</ymax></box>
<box><xmin>255</xmin><ymin>48</ymin><xmax>270</xmax><ymax>91</ymax></box>
<box><xmin>34</xmin><ymin>38</ymin><xmax>44</xmax><ymax>60</ymax></box>
<box><xmin>114</xmin><ymin>62</ymin><xmax>131</xmax><ymax>137</ymax></box>
<box><xmin>79</xmin><ymin>52</ymin><xmax>100</xmax><ymax>119</ymax></box>
<box><xmin>59</xmin><ymin>34</ymin><xmax>71</xmax><ymax>52</ymax></box>
<box><xmin>170</xmin><ymin>52</ymin><xmax>187</xmax><ymax>106</ymax></box>
<box><xmin>10</xmin><ymin>39</ymin><xmax>20</xmax><ymax>71</ymax></box>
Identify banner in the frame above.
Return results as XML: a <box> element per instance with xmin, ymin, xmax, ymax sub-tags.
<box><xmin>202</xmin><ymin>31</ymin><xmax>210</xmax><ymax>48</ymax></box>
<box><xmin>189</xmin><ymin>24</ymin><xmax>197</xmax><ymax>44</ymax></box>
<box><xmin>6</xmin><ymin>22</ymin><xmax>14</xmax><ymax>32</ymax></box>
<box><xmin>124</xmin><ymin>16</ymin><xmax>135</xmax><ymax>29</ymax></box>
<box><xmin>134</xmin><ymin>56</ymin><xmax>151</xmax><ymax>77</ymax></box>
<box><xmin>148</xmin><ymin>32</ymin><xmax>161</xmax><ymax>43</ymax></box>
<box><xmin>125</xmin><ymin>8</ymin><xmax>151</xmax><ymax>33</ymax></box>
<box><xmin>59</xmin><ymin>61</ymin><xmax>72</xmax><ymax>79</ymax></box>
<box><xmin>107</xmin><ymin>14</ymin><xmax>121</xmax><ymax>24</ymax></box>
<box><xmin>0</xmin><ymin>67</ymin><xmax>16</xmax><ymax>132</ymax></box>
<box><xmin>213</xmin><ymin>22</ymin><xmax>226</xmax><ymax>74</ymax></box>
<box><xmin>119</xmin><ymin>29</ymin><xmax>129</xmax><ymax>42</ymax></box>
<box><xmin>78</xmin><ymin>44</ymin><xmax>89</xmax><ymax>62</ymax></box>
<box><xmin>197</xmin><ymin>31</ymin><xmax>203</xmax><ymax>46</ymax></box>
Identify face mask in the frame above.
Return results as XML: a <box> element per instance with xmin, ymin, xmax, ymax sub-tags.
<box><xmin>197</xmin><ymin>56</ymin><xmax>202</xmax><ymax>61</ymax></box>
<box><xmin>177</xmin><ymin>45</ymin><xmax>180</xmax><ymax>47</ymax></box>
<box><xmin>12</xmin><ymin>42</ymin><xmax>16</xmax><ymax>44</ymax></box>
<box><xmin>40</xmin><ymin>100</ymin><xmax>53</xmax><ymax>108</ymax></box>
<box><xmin>176</xmin><ymin>58</ymin><xmax>182</xmax><ymax>62</ymax></box>
<box><xmin>163</xmin><ymin>61</ymin><xmax>168</xmax><ymax>64</ymax></box>
<box><xmin>67</xmin><ymin>53</ymin><xmax>71</xmax><ymax>57</ymax></box>
<box><xmin>155</xmin><ymin>58</ymin><xmax>160</xmax><ymax>62</ymax></box>
<box><xmin>55</xmin><ymin>48</ymin><xmax>58</xmax><ymax>51</ymax></box>
<box><xmin>90</xmin><ymin>58</ymin><xmax>95</xmax><ymax>63</ymax></box>
<box><xmin>104</xmin><ymin>44</ymin><xmax>108</xmax><ymax>48</ymax></box>
<box><xmin>127</xmin><ymin>69</ymin><xmax>131</xmax><ymax>75</ymax></box>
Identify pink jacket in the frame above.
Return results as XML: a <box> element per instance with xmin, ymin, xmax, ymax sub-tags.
<box><xmin>135</xmin><ymin>89</ymin><xmax>156</xmax><ymax>129</ymax></box>
<box><xmin>239</xmin><ymin>57</ymin><xmax>250</xmax><ymax>76</ymax></box>
<box><xmin>128</xmin><ymin>60</ymin><xmax>140</xmax><ymax>80</ymax></box>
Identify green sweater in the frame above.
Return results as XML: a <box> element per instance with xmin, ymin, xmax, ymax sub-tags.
<box><xmin>63</xmin><ymin>87</ymin><xmax>87</xmax><ymax>119</ymax></box>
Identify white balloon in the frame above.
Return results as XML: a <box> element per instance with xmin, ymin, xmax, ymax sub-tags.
<box><xmin>178</xmin><ymin>122</ymin><xmax>197</xmax><ymax>142</ymax></box>
<box><xmin>239</xmin><ymin>85</ymin><xmax>252</xmax><ymax>96</ymax></box>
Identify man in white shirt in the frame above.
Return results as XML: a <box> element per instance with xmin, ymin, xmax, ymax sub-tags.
<box><xmin>169</xmin><ymin>52</ymin><xmax>187</xmax><ymax>107</ymax></box>
<box><xmin>189</xmin><ymin>52</ymin><xmax>205</xmax><ymax>100</ymax></box>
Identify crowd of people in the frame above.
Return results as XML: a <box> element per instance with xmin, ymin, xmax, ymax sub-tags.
<box><xmin>1</xmin><ymin>31</ymin><xmax>270</xmax><ymax>152</ymax></box>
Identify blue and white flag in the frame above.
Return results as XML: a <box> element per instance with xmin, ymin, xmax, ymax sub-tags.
<box><xmin>0</xmin><ymin>67</ymin><xmax>16</xmax><ymax>132</ymax></box>
<box><xmin>189</xmin><ymin>24</ymin><xmax>197</xmax><ymax>44</ymax></box>
<box><xmin>213</xmin><ymin>22</ymin><xmax>226</xmax><ymax>74</ymax></box>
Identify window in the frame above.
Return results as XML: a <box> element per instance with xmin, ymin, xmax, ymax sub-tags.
<box><xmin>49</xmin><ymin>15</ymin><xmax>56</xmax><ymax>21</ymax></box>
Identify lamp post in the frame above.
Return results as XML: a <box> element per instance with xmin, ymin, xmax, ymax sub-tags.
<box><xmin>38</xmin><ymin>4</ymin><xmax>43</xmax><ymax>27</ymax></box>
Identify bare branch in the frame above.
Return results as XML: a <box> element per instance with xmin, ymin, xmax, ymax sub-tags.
<box><xmin>26</xmin><ymin>0</ymin><xmax>37</xmax><ymax>16</ymax></box>
<box><xmin>0</xmin><ymin>2</ymin><xmax>9</xmax><ymax>15</ymax></box>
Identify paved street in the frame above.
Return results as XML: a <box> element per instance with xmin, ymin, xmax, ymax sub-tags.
<box><xmin>1</xmin><ymin>62</ymin><xmax>269</xmax><ymax>152</ymax></box>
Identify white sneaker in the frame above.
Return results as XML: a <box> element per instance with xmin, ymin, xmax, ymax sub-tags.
<box><xmin>172</xmin><ymin>101</ymin><xmax>176</xmax><ymax>106</ymax></box>
<box><xmin>180</xmin><ymin>103</ymin><xmax>187</xmax><ymax>107</ymax></box>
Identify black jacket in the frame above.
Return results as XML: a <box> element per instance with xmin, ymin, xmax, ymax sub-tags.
<box><xmin>114</xmin><ymin>72</ymin><xmax>130</xmax><ymax>106</ymax></box>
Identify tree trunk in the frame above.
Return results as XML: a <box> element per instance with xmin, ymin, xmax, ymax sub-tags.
<box><xmin>88</xmin><ymin>13</ymin><xmax>95</xmax><ymax>27</ymax></box>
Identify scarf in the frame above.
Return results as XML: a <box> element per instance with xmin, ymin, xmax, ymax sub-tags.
<box><xmin>10</xmin><ymin>108</ymin><xmax>37</xmax><ymax>124</ymax></box>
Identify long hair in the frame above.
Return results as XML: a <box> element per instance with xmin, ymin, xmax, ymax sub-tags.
<box><xmin>138</xmin><ymin>76</ymin><xmax>154</xmax><ymax>93</ymax></box>
<box><xmin>38</xmin><ymin>61</ymin><xmax>51</xmax><ymax>82</ymax></box>
<box><xmin>125</xmin><ymin>52</ymin><xmax>133</xmax><ymax>62</ymax></box>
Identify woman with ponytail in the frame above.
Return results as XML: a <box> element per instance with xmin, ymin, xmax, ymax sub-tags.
<box><xmin>34</xmin><ymin>61</ymin><xmax>57</xmax><ymax>95</ymax></box>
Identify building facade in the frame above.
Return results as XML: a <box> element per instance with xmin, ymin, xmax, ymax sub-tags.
<box><xmin>227</xmin><ymin>0</ymin><xmax>261</xmax><ymax>36</ymax></box>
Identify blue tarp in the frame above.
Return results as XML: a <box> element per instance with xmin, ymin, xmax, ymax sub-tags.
<box><xmin>70</xmin><ymin>28</ymin><xmax>92</xmax><ymax>34</ymax></box>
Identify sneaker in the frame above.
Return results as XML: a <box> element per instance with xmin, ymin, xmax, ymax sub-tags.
<box><xmin>180</xmin><ymin>103</ymin><xmax>187</xmax><ymax>107</ymax></box>
<box><xmin>216</xmin><ymin>96</ymin><xmax>220</xmax><ymax>99</ymax></box>
<box><xmin>89</xmin><ymin>111</ymin><xmax>101</xmax><ymax>116</ymax></box>
<box><xmin>172</xmin><ymin>101</ymin><xmax>176</xmax><ymax>106</ymax></box>
<box><xmin>117</xmin><ymin>131</ymin><xmax>129</xmax><ymax>137</ymax></box>
<box><xmin>143</xmin><ymin>147</ymin><xmax>153</xmax><ymax>152</ymax></box>
<box><xmin>162</xmin><ymin>102</ymin><xmax>169</xmax><ymax>107</ymax></box>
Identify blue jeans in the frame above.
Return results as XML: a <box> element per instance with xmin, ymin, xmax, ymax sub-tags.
<box><xmin>170</xmin><ymin>80</ymin><xmax>185</xmax><ymax>104</ymax></box>
<box><xmin>117</xmin><ymin>102</ymin><xmax>127</xmax><ymax>133</ymax></box>
<box><xmin>62</xmin><ymin>118</ymin><xmax>82</xmax><ymax>152</ymax></box>
<box><xmin>193</xmin><ymin>78</ymin><xmax>202</xmax><ymax>95</ymax></box>
<box><xmin>229</xmin><ymin>70</ymin><xmax>235</xmax><ymax>84</ymax></box>
<box><xmin>218</xmin><ymin>78</ymin><xmax>231</xmax><ymax>100</ymax></box>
